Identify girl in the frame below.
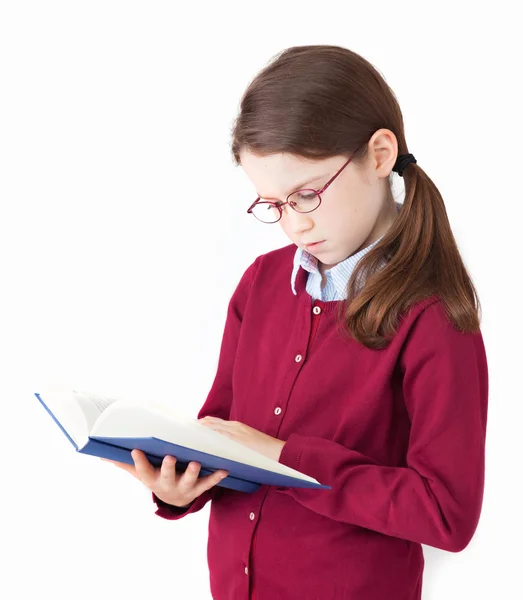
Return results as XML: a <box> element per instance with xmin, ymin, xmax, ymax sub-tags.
<box><xmin>107</xmin><ymin>45</ymin><xmax>488</xmax><ymax>599</ymax></box>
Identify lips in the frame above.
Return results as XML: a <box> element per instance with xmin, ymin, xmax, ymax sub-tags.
<box><xmin>304</xmin><ymin>240</ymin><xmax>325</xmax><ymax>250</ymax></box>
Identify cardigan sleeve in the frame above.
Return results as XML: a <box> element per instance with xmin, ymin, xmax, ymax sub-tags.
<box><xmin>153</xmin><ymin>257</ymin><xmax>260</xmax><ymax>519</ymax></box>
<box><xmin>276</xmin><ymin>300</ymin><xmax>489</xmax><ymax>552</ymax></box>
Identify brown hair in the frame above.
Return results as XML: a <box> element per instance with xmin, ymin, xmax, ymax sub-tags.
<box><xmin>230</xmin><ymin>45</ymin><xmax>481</xmax><ymax>349</ymax></box>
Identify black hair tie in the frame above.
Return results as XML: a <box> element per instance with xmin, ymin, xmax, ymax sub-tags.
<box><xmin>393</xmin><ymin>153</ymin><xmax>417</xmax><ymax>177</ymax></box>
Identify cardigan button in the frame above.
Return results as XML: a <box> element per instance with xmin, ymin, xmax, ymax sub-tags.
<box><xmin>295</xmin><ymin>354</ymin><xmax>302</xmax><ymax>362</ymax></box>
<box><xmin>313</xmin><ymin>306</ymin><xmax>322</xmax><ymax>315</ymax></box>
<box><xmin>274</xmin><ymin>407</ymin><xmax>282</xmax><ymax>415</ymax></box>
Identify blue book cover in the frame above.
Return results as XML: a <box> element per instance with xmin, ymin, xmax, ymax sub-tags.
<box><xmin>35</xmin><ymin>391</ymin><xmax>331</xmax><ymax>493</ymax></box>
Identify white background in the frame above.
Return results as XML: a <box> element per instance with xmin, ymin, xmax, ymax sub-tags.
<box><xmin>1</xmin><ymin>1</ymin><xmax>521</xmax><ymax>599</ymax></box>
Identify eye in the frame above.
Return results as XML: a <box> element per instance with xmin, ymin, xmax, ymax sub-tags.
<box><xmin>296</xmin><ymin>191</ymin><xmax>317</xmax><ymax>201</ymax></box>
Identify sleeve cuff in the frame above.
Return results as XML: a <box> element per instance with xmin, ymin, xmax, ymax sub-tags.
<box><xmin>152</xmin><ymin>489</ymin><xmax>212</xmax><ymax>520</ymax></box>
<box><xmin>276</xmin><ymin>433</ymin><xmax>307</xmax><ymax>489</ymax></box>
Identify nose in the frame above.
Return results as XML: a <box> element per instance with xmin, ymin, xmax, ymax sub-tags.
<box><xmin>285</xmin><ymin>209</ymin><xmax>314</xmax><ymax>234</ymax></box>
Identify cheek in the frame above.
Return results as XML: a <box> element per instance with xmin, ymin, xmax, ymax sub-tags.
<box><xmin>278</xmin><ymin>218</ymin><xmax>294</xmax><ymax>239</ymax></box>
<box><xmin>317</xmin><ymin>202</ymin><xmax>344</xmax><ymax>230</ymax></box>
<box><xmin>319</xmin><ymin>201</ymin><xmax>359</xmax><ymax>240</ymax></box>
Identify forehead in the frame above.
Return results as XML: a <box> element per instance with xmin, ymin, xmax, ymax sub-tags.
<box><xmin>240</xmin><ymin>149</ymin><xmax>339</xmax><ymax>198</ymax></box>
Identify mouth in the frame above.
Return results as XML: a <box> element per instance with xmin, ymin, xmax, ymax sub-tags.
<box><xmin>304</xmin><ymin>240</ymin><xmax>325</xmax><ymax>251</ymax></box>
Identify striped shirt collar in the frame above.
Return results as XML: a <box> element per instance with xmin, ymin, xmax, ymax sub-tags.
<box><xmin>291</xmin><ymin>202</ymin><xmax>402</xmax><ymax>300</ymax></box>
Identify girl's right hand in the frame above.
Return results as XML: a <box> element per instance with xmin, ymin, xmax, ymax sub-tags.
<box><xmin>102</xmin><ymin>449</ymin><xmax>229</xmax><ymax>508</ymax></box>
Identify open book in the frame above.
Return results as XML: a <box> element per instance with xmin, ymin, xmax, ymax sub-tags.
<box><xmin>34</xmin><ymin>384</ymin><xmax>330</xmax><ymax>493</ymax></box>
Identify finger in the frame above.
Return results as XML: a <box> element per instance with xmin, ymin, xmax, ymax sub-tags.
<box><xmin>181</xmin><ymin>460</ymin><xmax>202</xmax><ymax>488</ymax></box>
<box><xmin>212</xmin><ymin>429</ymin><xmax>235</xmax><ymax>441</ymax></box>
<box><xmin>194</xmin><ymin>467</ymin><xmax>229</xmax><ymax>496</ymax></box>
<box><xmin>159</xmin><ymin>455</ymin><xmax>178</xmax><ymax>486</ymax></box>
<box><xmin>131</xmin><ymin>449</ymin><xmax>157</xmax><ymax>486</ymax></box>
<box><xmin>203</xmin><ymin>423</ymin><xmax>231</xmax><ymax>436</ymax></box>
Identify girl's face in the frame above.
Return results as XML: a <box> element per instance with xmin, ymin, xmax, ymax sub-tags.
<box><xmin>240</xmin><ymin>131</ymin><xmax>399</xmax><ymax>272</ymax></box>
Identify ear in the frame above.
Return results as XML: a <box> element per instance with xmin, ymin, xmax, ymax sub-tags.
<box><xmin>366</xmin><ymin>128</ymin><xmax>399</xmax><ymax>178</ymax></box>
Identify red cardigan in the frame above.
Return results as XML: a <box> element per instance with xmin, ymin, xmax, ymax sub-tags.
<box><xmin>153</xmin><ymin>243</ymin><xmax>489</xmax><ymax>600</ymax></box>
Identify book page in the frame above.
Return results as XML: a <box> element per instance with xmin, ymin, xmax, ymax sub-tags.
<box><xmin>91</xmin><ymin>401</ymin><xmax>319</xmax><ymax>483</ymax></box>
<box><xmin>72</xmin><ymin>389</ymin><xmax>120</xmax><ymax>429</ymax></box>
<box><xmin>37</xmin><ymin>384</ymin><xmax>123</xmax><ymax>448</ymax></box>
<box><xmin>38</xmin><ymin>384</ymin><xmax>92</xmax><ymax>447</ymax></box>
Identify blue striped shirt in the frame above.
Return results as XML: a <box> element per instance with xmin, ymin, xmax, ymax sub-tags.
<box><xmin>291</xmin><ymin>202</ymin><xmax>402</xmax><ymax>301</ymax></box>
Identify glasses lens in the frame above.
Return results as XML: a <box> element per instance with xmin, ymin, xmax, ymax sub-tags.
<box><xmin>288</xmin><ymin>190</ymin><xmax>321</xmax><ymax>213</ymax></box>
<box><xmin>251</xmin><ymin>201</ymin><xmax>281</xmax><ymax>223</ymax></box>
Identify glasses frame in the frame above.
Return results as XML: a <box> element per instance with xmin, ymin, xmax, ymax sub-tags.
<box><xmin>246</xmin><ymin>143</ymin><xmax>365</xmax><ymax>224</ymax></box>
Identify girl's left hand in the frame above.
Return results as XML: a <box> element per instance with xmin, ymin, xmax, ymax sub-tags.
<box><xmin>198</xmin><ymin>417</ymin><xmax>286</xmax><ymax>462</ymax></box>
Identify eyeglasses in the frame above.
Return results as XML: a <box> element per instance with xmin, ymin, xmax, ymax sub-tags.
<box><xmin>246</xmin><ymin>144</ymin><xmax>365</xmax><ymax>224</ymax></box>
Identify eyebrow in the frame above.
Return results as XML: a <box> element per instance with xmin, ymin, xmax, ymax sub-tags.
<box><xmin>256</xmin><ymin>173</ymin><xmax>329</xmax><ymax>200</ymax></box>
